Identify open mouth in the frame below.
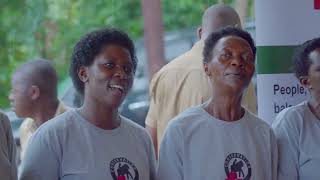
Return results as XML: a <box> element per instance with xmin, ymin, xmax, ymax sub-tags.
<box><xmin>108</xmin><ymin>84</ymin><xmax>125</xmax><ymax>94</ymax></box>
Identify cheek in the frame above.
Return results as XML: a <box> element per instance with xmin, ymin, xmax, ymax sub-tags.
<box><xmin>310</xmin><ymin>74</ymin><xmax>320</xmax><ymax>87</ymax></box>
<box><xmin>128</xmin><ymin>76</ymin><xmax>134</xmax><ymax>87</ymax></box>
<box><xmin>246</xmin><ymin>63</ymin><xmax>255</xmax><ymax>75</ymax></box>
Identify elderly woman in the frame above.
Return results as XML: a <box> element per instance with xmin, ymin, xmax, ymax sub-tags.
<box><xmin>157</xmin><ymin>27</ymin><xmax>277</xmax><ymax>180</ymax></box>
<box><xmin>19</xmin><ymin>28</ymin><xmax>156</xmax><ymax>180</ymax></box>
<box><xmin>0</xmin><ymin>111</ymin><xmax>17</xmax><ymax>180</ymax></box>
<box><xmin>273</xmin><ymin>37</ymin><xmax>320</xmax><ymax>180</ymax></box>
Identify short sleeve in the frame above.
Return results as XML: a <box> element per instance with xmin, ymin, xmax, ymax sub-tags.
<box><xmin>272</xmin><ymin>110</ymin><xmax>299</xmax><ymax>180</ymax></box>
<box><xmin>157</xmin><ymin>122</ymin><xmax>183</xmax><ymax>180</ymax></box>
<box><xmin>19</xmin><ymin>126</ymin><xmax>61</xmax><ymax>180</ymax></box>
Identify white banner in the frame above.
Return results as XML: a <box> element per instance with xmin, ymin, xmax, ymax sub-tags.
<box><xmin>256</xmin><ymin>0</ymin><xmax>320</xmax><ymax>46</ymax></box>
<box><xmin>257</xmin><ymin>73</ymin><xmax>309</xmax><ymax>124</ymax></box>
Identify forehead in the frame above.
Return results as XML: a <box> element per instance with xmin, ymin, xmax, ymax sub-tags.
<box><xmin>97</xmin><ymin>44</ymin><xmax>132</xmax><ymax>62</ymax></box>
<box><xmin>309</xmin><ymin>48</ymin><xmax>320</xmax><ymax>64</ymax></box>
<box><xmin>214</xmin><ymin>36</ymin><xmax>252</xmax><ymax>52</ymax></box>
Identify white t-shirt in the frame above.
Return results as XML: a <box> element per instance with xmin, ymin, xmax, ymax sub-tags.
<box><xmin>19</xmin><ymin>109</ymin><xmax>156</xmax><ymax>180</ymax></box>
<box><xmin>0</xmin><ymin>111</ymin><xmax>17</xmax><ymax>180</ymax></box>
<box><xmin>272</xmin><ymin>101</ymin><xmax>320</xmax><ymax>180</ymax></box>
<box><xmin>157</xmin><ymin>105</ymin><xmax>277</xmax><ymax>180</ymax></box>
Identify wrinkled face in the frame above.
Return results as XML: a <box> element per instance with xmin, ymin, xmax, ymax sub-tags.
<box><xmin>8</xmin><ymin>72</ymin><xmax>33</xmax><ymax>118</ymax></box>
<box><xmin>306</xmin><ymin>48</ymin><xmax>320</xmax><ymax>96</ymax></box>
<box><xmin>81</xmin><ymin>44</ymin><xmax>134</xmax><ymax>108</ymax></box>
<box><xmin>204</xmin><ymin>36</ymin><xmax>255</xmax><ymax>94</ymax></box>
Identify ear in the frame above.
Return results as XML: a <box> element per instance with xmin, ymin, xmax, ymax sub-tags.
<box><xmin>78</xmin><ymin>66</ymin><xmax>89</xmax><ymax>83</ymax></box>
<box><xmin>197</xmin><ymin>27</ymin><xmax>202</xmax><ymax>40</ymax></box>
<box><xmin>203</xmin><ymin>63</ymin><xmax>211</xmax><ymax>77</ymax></box>
<box><xmin>299</xmin><ymin>76</ymin><xmax>311</xmax><ymax>89</ymax></box>
<box><xmin>29</xmin><ymin>85</ymin><xmax>40</xmax><ymax>100</ymax></box>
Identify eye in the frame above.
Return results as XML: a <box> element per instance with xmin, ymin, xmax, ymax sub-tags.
<box><xmin>242</xmin><ymin>53</ymin><xmax>254</xmax><ymax>62</ymax></box>
<box><xmin>220</xmin><ymin>52</ymin><xmax>232</xmax><ymax>60</ymax></box>
<box><xmin>103</xmin><ymin>62</ymin><xmax>115</xmax><ymax>69</ymax></box>
<box><xmin>123</xmin><ymin>65</ymin><xmax>133</xmax><ymax>74</ymax></box>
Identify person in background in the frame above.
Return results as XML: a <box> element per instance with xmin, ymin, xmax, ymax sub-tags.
<box><xmin>145</xmin><ymin>4</ymin><xmax>257</xmax><ymax>155</ymax></box>
<box><xmin>19</xmin><ymin>28</ymin><xmax>156</xmax><ymax>180</ymax></box>
<box><xmin>157</xmin><ymin>27</ymin><xmax>277</xmax><ymax>180</ymax></box>
<box><xmin>0</xmin><ymin>111</ymin><xmax>17</xmax><ymax>180</ymax></box>
<box><xmin>9</xmin><ymin>59</ymin><xmax>68</xmax><ymax>160</ymax></box>
<box><xmin>273</xmin><ymin>37</ymin><xmax>320</xmax><ymax>180</ymax></box>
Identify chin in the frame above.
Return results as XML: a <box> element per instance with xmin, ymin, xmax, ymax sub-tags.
<box><xmin>107</xmin><ymin>98</ymin><xmax>125</xmax><ymax>109</ymax></box>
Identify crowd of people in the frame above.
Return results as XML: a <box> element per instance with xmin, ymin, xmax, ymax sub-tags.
<box><xmin>0</xmin><ymin>3</ymin><xmax>319</xmax><ymax>180</ymax></box>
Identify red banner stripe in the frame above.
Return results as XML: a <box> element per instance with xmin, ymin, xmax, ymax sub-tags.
<box><xmin>315</xmin><ymin>0</ymin><xmax>320</xmax><ymax>9</ymax></box>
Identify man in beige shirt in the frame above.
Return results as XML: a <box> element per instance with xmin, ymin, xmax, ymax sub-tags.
<box><xmin>9</xmin><ymin>59</ymin><xmax>69</xmax><ymax>160</ymax></box>
<box><xmin>146</xmin><ymin>4</ymin><xmax>257</xmax><ymax>154</ymax></box>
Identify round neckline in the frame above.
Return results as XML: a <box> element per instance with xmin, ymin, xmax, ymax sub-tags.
<box><xmin>198</xmin><ymin>104</ymin><xmax>248</xmax><ymax>126</ymax></box>
<box><xmin>72</xmin><ymin>109</ymin><xmax>124</xmax><ymax>135</ymax></box>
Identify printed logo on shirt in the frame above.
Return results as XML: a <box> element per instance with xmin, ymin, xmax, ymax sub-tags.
<box><xmin>224</xmin><ymin>153</ymin><xmax>251</xmax><ymax>180</ymax></box>
<box><xmin>110</xmin><ymin>157</ymin><xmax>139</xmax><ymax>180</ymax></box>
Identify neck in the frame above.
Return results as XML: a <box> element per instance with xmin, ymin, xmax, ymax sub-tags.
<box><xmin>80</xmin><ymin>96</ymin><xmax>120</xmax><ymax>130</ymax></box>
<box><xmin>32</xmin><ymin>98</ymin><xmax>59</xmax><ymax>127</ymax></box>
<box><xmin>205</xmin><ymin>90</ymin><xmax>244</xmax><ymax>122</ymax></box>
<box><xmin>308</xmin><ymin>96</ymin><xmax>320</xmax><ymax>120</ymax></box>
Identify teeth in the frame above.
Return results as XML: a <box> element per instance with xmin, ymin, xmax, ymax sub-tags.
<box><xmin>109</xmin><ymin>85</ymin><xmax>124</xmax><ymax>91</ymax></box>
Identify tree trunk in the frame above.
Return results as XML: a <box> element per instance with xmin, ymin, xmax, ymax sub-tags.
<box><xmin>141</xmin><ymin>0</ymin><xmax>166</xmax><ymax>80</ymax></box>
<box><xmin>235</xmin><ymin>0</ymin><xmax>249</xmax><ymax>27</ymax></box>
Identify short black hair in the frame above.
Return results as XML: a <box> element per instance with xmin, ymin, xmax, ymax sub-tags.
<box><xmin>70</xmin><ymin>28</ymin><xmax>137</xmax><ymax>95</ymax></box>
<box><xmin>203</xmin><ymin>26</ymin><xmax>256</xmax><ymax>63</ymax></box>
<box><xmin>293</xmin><ymin>37</ymin><xmax>320</xmax><ymax>78</ymax></box>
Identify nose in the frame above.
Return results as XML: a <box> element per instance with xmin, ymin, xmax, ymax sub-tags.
<box><xmin>114</xmin><ymin>65</ymin><xmax>129</xmax><ymax>79</ymax></box>
<box><xmin>230</xmin><ymin>57</ymin><xmax>244</xmax><ymax>68</ymax></box>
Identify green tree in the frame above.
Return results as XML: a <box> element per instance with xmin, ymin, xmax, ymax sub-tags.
<box><xmin>0</xmin><ymin>0</ymin><xmax>252</xmax><ymax>108</ymax></box>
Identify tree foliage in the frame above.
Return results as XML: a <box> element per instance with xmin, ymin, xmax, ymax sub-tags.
<box><xmin>0</xmin><ymin>0</ymin><xmax>251</xmax><ymax>108</ymax></box>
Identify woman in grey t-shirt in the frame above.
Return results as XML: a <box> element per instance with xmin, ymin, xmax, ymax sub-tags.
<box><xmin>273</xmin><ymin>37</ymin><xmax>320</xmax><ymax>180</ymax></box>
<box><xmin>19</xmin><ymin>28</ymin><xmax>156</xmax><ymax>180</ymax></box>
<box><xmin>157</xmin><ymin>27</ymin><xmax>277</xmax><ymax>180</ymax></box>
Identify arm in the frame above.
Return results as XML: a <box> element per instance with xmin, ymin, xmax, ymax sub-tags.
<box><xmin>270</xmin><ymin>129</ymin><xmax>278</xmax><ymax>180</ymax></box>
<box><xmin>145</xmin><ymin>74</ymin><xmax>160</xmax><ymax>156</ymax></box>
<box><xmin>146</xmin><ymin>125</ymin><xmax>158</xmax><ymax>158</ymax></box>
<box><xmin>19</xmin><ymin>128</ymin><xmax>60</xmax><ymax>180</ymax></box>
<box><xmin>19</xmin><ymin>118</ymin><xmax>33</xmax><ymax>161</ymax></box>
<box><xmin>145</xmin><ymin>131</ymin><xmax>157</xmax><ymax>180</ymax></box>
<box><xmin>157</xmin><ymin>124</ymin><xmax>183</xmax><ymax>180</ymax></box>
<box><xmin>2</xmin><ymin>114</ymin><xmax>18</xmax><ymax>180</ymax></box>
<box><xmin>272</xmin><ymin>113</ymin><xmax>299</xmax><ymax>180</ymax></box>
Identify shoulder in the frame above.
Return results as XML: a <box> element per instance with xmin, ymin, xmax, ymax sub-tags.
<box><xmin>0</xmin><ymin>111</ymin><xmax>9</xmax><ymax>124</ymax></box>
<box><xmin>0</xmin><ymin>111</ymin><xmax>10</xmax><ymax>131</ymax></box>
<box><xmin>121</xmin><ymin>117</ymin><xmax>153</xmax><ymax>149</ymax></box>
<box><xmin>166</xmin><ymin>106</ymin><xmax>206</xmax><ymax>133</ymax></box>
<box><xmin>20</xmin><ymin>118</ymin><xmax>35</xmax><ymax>132</ymax></box>
<box><xmin>150</xmin><ymin>48</ymin><xmax>202</xmax><ymax>87</ymax></box>
<box><xmin>272</xmin><ymin>102</ymin><xmax>306</xmax><ymax>129</ymax></box>
<box><xmin>121</xmin><ymin>117</ymin><xmax>150</xmax><ymax>138</ymax></box>
<box><xmin>32</xmin><ymin>110</ymin><xmax>76</xmax><ymax>141</ymax></box>
<box><xmin>245</xmin><ymin>110</ymin><xmax>271</xmax><ymax>129</ymax></box>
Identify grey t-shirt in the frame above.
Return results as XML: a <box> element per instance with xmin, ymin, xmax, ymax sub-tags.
<box><xmin>19</xmin><ymin>109</ymin><xmax>156</xmax><ymax>180</ymax></box>
<box><xmin>273</xmin><ymin>101</ymin><xmax>320</xmax><ymax>180</ymax></box>
<box><xmin>157</xmin><ymin>105</ymin><xmax>277</xmax><ymax>180</ymax></box>
<box><xmin>0</xmin><ymin>111</ymin><xmax>17</xmax><ymax>180</ymax></box>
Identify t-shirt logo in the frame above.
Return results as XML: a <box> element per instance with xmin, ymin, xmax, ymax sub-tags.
<box><xmin>224</xmin><ymin>153</ymin><xmax>251</xmax><ymax>180</ymax></box>
<box><xmin>110</xmin><ymin>157</ymin><xmax>139</xmax><ymax>180</ymax></box>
